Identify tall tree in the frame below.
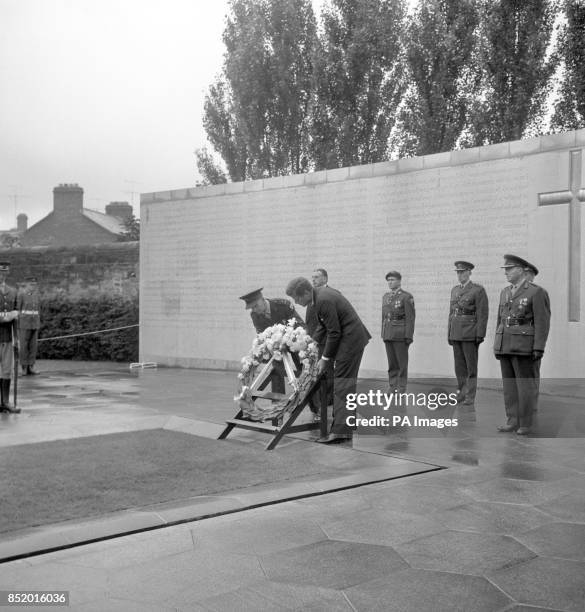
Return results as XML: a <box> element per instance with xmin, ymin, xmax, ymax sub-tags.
<box><xmin>118</xmin><ymin>214</ymin><xmax>140</xmax><ymax>242</ymax></box>
<box><xmin>201</xmin><ymin>0</ymin><xmax>316</xmax><ymax>182</ymax></box>
<box><xmin>467</xmin><ymin>0</ymin><xmax>559</xmax><ymax>145</ymax></box>
<box><xmin>195</xmin><ymin>147</ymin><xmax>228</xmax><ymax>186</ymax></box>
<box><xmin>551</xmin><ymin>0</ymin><xmax>585</xmax><ymax>131</ymax></box>
<box><xmin>310</xmin><ymin>0</ymin><xmax>406</xmax><ymax>169</ymax></box>
<box><xmin>201</xmin><ymin>78</ymin><xmax>249</xmax><ymax>183</ymax></box>
<box><xmin>393</xmin><ymin>0</ymin><xmax>480</xmax><ymax>157</ymax></box>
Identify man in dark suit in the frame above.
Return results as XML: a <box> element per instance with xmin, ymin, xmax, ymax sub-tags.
<box><xmin>239</xmin><ymin>288</ymin><xmax>304</xmax><ymax>395</ymax></box>
<box><xmin>286</xmin><ymin>277</ymin><xmax>371</xmax><ymax>443</ymax></box>
<box><xmin>382</xmin><ymin>270</ymin><xmax>415</xmax><ymax>393</ymax></box>
<box><xmin>494</xmin><ymin>255</ymin><xmax>550</xmax><ymax>435</ymax></box>
<box><xmin>448</xmin><ymin>261</ymin><xmax>489</xmax><ymax>406</ymax></box>
<box><xmin>305</xmin><ymin>269</ymin><xmax>333</xmax><ymax>419</ymax></box>
<box><xmin>311</xmin><ymin>268</ymin><xmax>328</xmax><ymax>289</ymax></box>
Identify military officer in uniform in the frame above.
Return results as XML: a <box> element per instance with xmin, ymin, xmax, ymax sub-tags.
<box><xmin>17</xmin><ymin>276</ymin><xmax>41</xmax><ymax>375</ymax></box>
<box><xmin>494</xmin><ymin>255</ymin><xmax>550</xmax><ymax>435</ymax></box>
<box><xmin>239</xmin><ymin>288</ymin><xmax>304</xmax><ymax>395</ymax></box>
<box><xmin>381</xmin><ymin>271</ymin><xmax>415</xmax><ymax>393</ymax></box>
<box><xmin>525</xmin><ymin>263</ymin><xmax>550</xmax><ymax>311</ymax></box>
<box><xmin>448</xmin><ymin>261</ymin><xmax>489</xmax><ymax>406</ymax></box>
<box><xmin>524</xmin><ymin>263</ymin><xmax>549</xmax><ymax>399</ymax></box>
<box><xmin>0</xmin><ymin>262</ymin><xmax>20</xmax><ymax>413</ymax></box>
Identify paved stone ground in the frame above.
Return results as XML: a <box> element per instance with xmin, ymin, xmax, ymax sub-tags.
<box><xmin>0</xmin><ymin>361</ymin><xmax>584</xmax><ymax>611</ymax></box>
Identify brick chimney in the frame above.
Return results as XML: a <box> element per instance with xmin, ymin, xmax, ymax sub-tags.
<box><xmin>105</xmin><ymin>201</ymin><xmax>133</xmax><ymax>220</ymax></box>
<box><xmin>16</xmin><ymin>213</ymin><xmax>28</xmax><ymax>232</ymax></box>
<box><xmin>53</xmin><ymin>184</ymin><xmax>83</xmax><ymax>215</ymax></box>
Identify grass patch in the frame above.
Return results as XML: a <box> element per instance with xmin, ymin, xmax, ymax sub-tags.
<box><xmin>0</xmin><ymin>429</ymin><xmax>329</xmax><ymax>534</ymax></box>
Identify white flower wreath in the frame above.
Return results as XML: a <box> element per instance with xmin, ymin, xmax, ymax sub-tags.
<box><xmin>235</xmin><ymin>319</ymin><xmax>320</xmax><ymax>421</ymax></box>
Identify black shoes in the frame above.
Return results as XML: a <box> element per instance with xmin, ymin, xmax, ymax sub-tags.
<box><xmin>0</xmin><ymin>405</ymin><xmax>21</xmax><ymax>414</ymax></box>
<box><xmin>316</xmin><ymin>433</ymin><xmax>352</xmax><ymax>444</ymax></box>
<box><xmin>0</xmin><ymin>379</ymin><xmax>21</xmax><ymax>413</ymax></box>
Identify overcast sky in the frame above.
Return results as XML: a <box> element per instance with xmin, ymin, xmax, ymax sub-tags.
<box><xmin>0</xmin><ymin>0</ymin><xmax>230</xmax><ymax>229</ymax></box>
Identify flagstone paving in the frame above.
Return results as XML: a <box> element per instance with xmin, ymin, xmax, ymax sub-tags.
<box><xmin>0</xmin><ymin>361</ymin><xmax>584</xmax><ymax>611</ymax></box>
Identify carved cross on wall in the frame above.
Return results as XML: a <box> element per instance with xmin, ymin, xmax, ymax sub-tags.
<box><xmin>538</xmin><ymin>149</ymin><xmax>585</xmax><ymax>322</ymax></box>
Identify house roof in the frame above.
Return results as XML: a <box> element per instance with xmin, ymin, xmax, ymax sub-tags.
<box><xmin>82</xmin><ymin>209</ymin><xmax>125</xmax><ymax>234</ymax></box>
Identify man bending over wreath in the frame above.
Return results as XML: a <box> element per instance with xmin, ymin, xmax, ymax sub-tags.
<box><xmin>240</xmin><ymin>288</ymin><xmax>305</xmax><ymax>396</ymax></box>
<box><xmin>285</xmin><ymin>277</ymin><xmax>371</xmax><ymax>443</ymax></box>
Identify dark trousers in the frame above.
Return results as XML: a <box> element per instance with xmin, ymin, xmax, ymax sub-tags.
<box><xmin>310</xmin><ymin>344</ymin><xmax>334</xmax><ymax>413</ymax></box>
<box><xmin>0</xmin><ymin>342</ymin><xmax>13</xmax><ymax>379</ymax></box>
<box><xmin>270</xmin><ymin>360</ymin><xmax>287</xmax><ymax>395</ymax></box>
<box><xmin>500</xmin><ymin>355</ymin><xmax>539</xmax><ymax>428</ymax></box>
<box><xmin>452</xmin><ymin>341</ymin><xmax>478</xmax><ymax>401</ymax></box>
<box><xmin>331</xmin><ymin>348</ymin><xmax>365</xmax><ymax>435</ymax></box>
<box><xmin>20</xmin><ymin>328</ymin><xmax>38</xmax><ymax>367</ymax></box>
<box><xmin>270</xmin><ymin>371</ymin><xmax>285</xmax><ymax>395</ymax></box>
<box><xmin>384</xmin><ymin>340</ymin><xmax>409</xmax><ymax>392</ymax></box>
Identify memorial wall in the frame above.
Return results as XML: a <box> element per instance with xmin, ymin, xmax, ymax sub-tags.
<box><xmin>140</xmin><ymin>129</ymin><xmax>585</xmax><ymax>379</ymax></box>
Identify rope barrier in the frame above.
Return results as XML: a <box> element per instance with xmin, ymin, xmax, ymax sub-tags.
<box><xmin>37</xmin><ymin>324</ymin><xmax>139</xmax><ymax>343</ymax></box>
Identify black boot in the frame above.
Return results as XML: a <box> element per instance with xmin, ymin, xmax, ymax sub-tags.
<box><xmin>0</xmin><ymin>379</ymin><xmax>20</xmax><ymax>414</ymax></box>
<box><xmin>0</xmin><ymin>378</ymin><xmax>5</xmax><ymax>411</ymax></box>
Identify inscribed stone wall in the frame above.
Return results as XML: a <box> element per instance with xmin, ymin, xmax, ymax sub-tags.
<box><xmin>140</xmin><ymin>130</ymin><xmax>585</xmax><ymax>378</ymax></box>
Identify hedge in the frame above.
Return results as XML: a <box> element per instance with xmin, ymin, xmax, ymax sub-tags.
<box><xmin>36</xmin><ymin>293</ymin><xmax>138</xmax><ymax>362</ymax></box>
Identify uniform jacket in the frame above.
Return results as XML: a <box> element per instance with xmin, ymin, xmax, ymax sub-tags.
<box><xmin>250</xmin><ymin>298</ymin><xmax>304</xmax><ymax>333</ymax></box>
<box><xmin>448</xmin><ymin>281</ymin><xmax>489</xmax><ymax>342</ymax></box>
<box><xmin>0</xmin><ymin>284</ymin><xmax>18</xmax><ymax>343</ymax></box>
<box><xmin>17</xmin><ymin>290</ymin><xmax>41</xmax><ymax>330</ymax></box>
<box><xmin>494</xmin><ymin>281</ymin><xmax>550</xmax><ymax>355</ymax></box>
<box><xmin>381</xmin><ymin>288</ymin><xmax>415</xmax><ymax>341</ymax></box>
<box><xmin>311</xmin><ymin>286</ymin><xmax>371</xmax><ymax>361</ymax></box>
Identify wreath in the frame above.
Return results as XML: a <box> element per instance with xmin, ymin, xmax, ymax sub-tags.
<box><xmin>235</xmin><ymin>319</ymin><xmax>320</xmax><ymax>421</ymax></box>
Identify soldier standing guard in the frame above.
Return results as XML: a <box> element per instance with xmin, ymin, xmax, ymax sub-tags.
<box><xmin>0</xmin><ymin>262</ymin><xmax>20</xmax><ymax>413</ymax></box>
<box><xmin>18</xmin><ymin>276</ymin><xmax>41</xmax><ymax>375</ymax></box>
<box><xmin>239</xmin><ymin>288</ymin><xmax>305</xmax><ymax>395</ymax></box>
<box><xmin>381</xmin><ymin>271</ymin><xmax>415</xmax><ymax>393</ymax></box>
<box><xmin>524</xmin><ymin>263</ymin><xmax>550</xmax><ymax>401</ymax></box>
<box><xmin>448</xmin><ymin>261</ymin><xmax>489</xmax><ymax>406</ymax></box>
<box><xmin>494</xmin><ymin>255</ymin><xmax>550</xmax><ymax>435</ymax></box>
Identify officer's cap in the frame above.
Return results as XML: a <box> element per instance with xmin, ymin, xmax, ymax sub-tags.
<box><xmin>385</xmin><ymin>270</ymin><xmax>401</xmax><ymax>281</ymax></box>
<box><xmin>0</xmin><ymin>261</ymin><xmax>10</xmax><ymax>272</ymax></box>
<box><xmin>454</xmin><ymin>261</ymin><xmax>474</xmax><ymax>271</ymax></box>
<box><xmin>525</xmin><ymin>263</ymin><xmax>539</xmax><ymax>276</ymax></box>
<box><xmin>501</xmin><ymin>254</ymin><xmax>537</xmax><ymax>274</ymax></box>
<box><xmin>239</xmin><ymin>288</ymin><xmax>264</xmax><ymax>309</ymax></box>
